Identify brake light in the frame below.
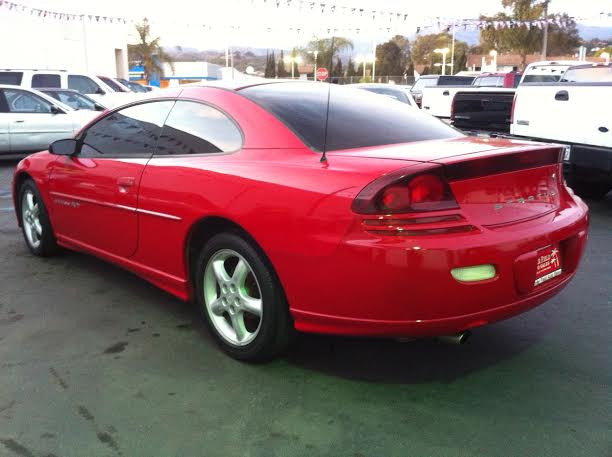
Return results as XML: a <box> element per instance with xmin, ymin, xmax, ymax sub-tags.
<box><xmin>352</xmin><ymin>164</ymin><xmax>459</xmax><ymax>214</ymax></box>
<box><xmin>510</xmin><ymin>93</ymin><xmax>517</xmax><ymax>124</ymax></box>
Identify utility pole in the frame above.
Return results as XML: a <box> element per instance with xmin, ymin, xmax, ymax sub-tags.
<box><xmin>450</xmin><ymin>23</ymin><xmax>456</xmax><ymax>75</ymax></box>
<box><xmin>541</xmin><ymin>0</ymin><xmax>550</xmax><ymax>60</ymax></box>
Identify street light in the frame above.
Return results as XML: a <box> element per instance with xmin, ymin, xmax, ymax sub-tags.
<box><xmin>434</xmin><ymin>48</ymin><xmax>450</xmax><ymax>75</ymax></box>
<box><xmin>308</xmin><ymin>50</ymin><xmax>319</xmax><ymax>81</ymax></box>
<box><xmin>283</xmin><ymin>55</ymin><xmax>302</xmax><ymax>79</ymax></box>
<box><xmin>489</xmin><ymin>49</ymin><xmax>498</xmax><ymax>71</ymax></box>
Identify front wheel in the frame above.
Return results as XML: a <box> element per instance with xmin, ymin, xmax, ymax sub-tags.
<box><xmin>196</xmin><ymin>232</ymin><xmax>293</xmax><ymax>362</ymax></box>
<box><xmin>18</xmin><ymin>179</ymin><xmax>59</xmax><ymax>256</ymax></box>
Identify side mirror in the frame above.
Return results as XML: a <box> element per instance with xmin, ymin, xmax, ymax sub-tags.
<box><xmin>96</xmin><ymin>87</ymin><xmax>106</xmax><ymax>95</ymax></box>
<box><xmin>50</xmin><ymin>105</ymin><xmax>64</xmax><ymax>114</ymax></box>
<box><xmin>49</xmin><ymin>138</ymin><xmax>78</xmax><ymax>156</ymax></box>
<box><xmin>94</xmin><ymin>103</ymin><xmax>105</xmax><ymax>111</ymax></box>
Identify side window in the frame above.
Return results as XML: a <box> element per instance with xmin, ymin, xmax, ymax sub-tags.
<box><xmin>0</xmin><ymin>72</ymin><xmax>23</xmax><ymax>85</ymax></box>
<box><xmin>3</xmin><ymin>88</ymin><xmax>53</xmax><ymax>113</ymax></box>
<box><xmin>32</xmin><ymin>74</ymin><xmax>61</xmax><ymax>88</ymax></box>
<box><xmin>68</xmin><ymin>75</ymin><xmax>102</xmax><ymax>95</ymax></box>
<box><xmin>79</xmin><ymin>101</ymin><xmax>174</xmax><ymax>158</ymax></box>
<box><xmin>156</xmin><ymin>101</ymin><xmax>242</xmax><ymax>155</ymax></box>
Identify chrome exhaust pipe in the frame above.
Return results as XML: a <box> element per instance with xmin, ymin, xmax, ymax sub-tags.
<box><xmin>436</xmin><ymin>331</ymin><xmax>471</xmax><ymax>345</ymax></box>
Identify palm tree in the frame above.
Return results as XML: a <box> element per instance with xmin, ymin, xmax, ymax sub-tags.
<box><xmin>128</xmin><ymin>18</ymin><xmax>174</xmax><ymax>81</ymax></box>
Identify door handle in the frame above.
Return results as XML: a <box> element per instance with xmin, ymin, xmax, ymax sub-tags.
<box><xmin>555</xmin><ymin>90</ymin><xmax>569</xmax><ymax>101</ymax></box>
<box><xmin>117</xmin><ymin>177</ymin><xmax>135</xmax><ymax>193</ymax></box>
<box><xmin>443</xmin><ymin>90</ymin><xmax>450</xmax><ymax>96</ymax></box>
<box><xmin>14</xmin><ymin>120</ymin><xmax>25</xmax><ymax>123</ymax></box>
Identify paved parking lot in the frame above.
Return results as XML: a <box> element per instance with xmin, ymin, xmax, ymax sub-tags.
<box><xmin>0</xmin><ymin>161</ymin><xmax>610</xmax><ymax>457</ymax></box>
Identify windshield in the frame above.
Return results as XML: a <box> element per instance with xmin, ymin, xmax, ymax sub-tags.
<box><xmin>522</xmin><ymin>74</ymin><xmax>562</xmax><ymax>83</ymax></box>
<box><xmin>240</xmin><ymin>82</ymin><xmax>462</xmax><ymax>152</ymax></box>
<box><xmin>411</xmin><ymin>78</ymin><xmax>437</xmax><ymax>92</ymax></box>
<box><xmin>44</xmin><ymin>90</ymin><xmax>98</xmax><ymax>110</ymax></box>
<box><xmin>98</xmin><ymin>76</ymin><xmax>127</xmax><ymax>92</ymax></box>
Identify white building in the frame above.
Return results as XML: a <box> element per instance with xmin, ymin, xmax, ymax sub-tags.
<box><xmin>0</xmin><ymin>8</ymin><xmax>129</xmax><ymax>78</ymax></box>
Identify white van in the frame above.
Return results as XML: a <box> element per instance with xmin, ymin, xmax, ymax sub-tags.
<box><xmin>0</xmin><ymin>69</ymin><xmax>140</xmax><ymax>107</ymax></box>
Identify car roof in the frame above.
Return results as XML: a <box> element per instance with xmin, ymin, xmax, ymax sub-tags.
<box><xmin>37</xmin><ymin>88</ymin><xmax>79</xmax><ymax>93</ymax></box>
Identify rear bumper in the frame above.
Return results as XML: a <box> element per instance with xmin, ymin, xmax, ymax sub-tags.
<box><xmin>564</xmin><ymin>144</ymin><xmax>612</xmax><ymax>184</ymax></box>
<box><xmin>293</xmin><ymin>273</ymin><xmax>574</xmax><ymax>337</ymax></box>
<box><xmin>291</xmin><ymin>194</ymin><xmax>589</xmax><ymax>337</ymax></box>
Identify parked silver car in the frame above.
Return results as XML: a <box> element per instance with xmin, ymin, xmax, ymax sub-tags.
<box><xmin>0</xmin><ymin>85</ymin><xmax>98</xmax><ymax>157</ymax></box>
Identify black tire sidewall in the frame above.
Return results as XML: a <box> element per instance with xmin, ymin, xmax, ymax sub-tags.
<box><xmin>195</xmin><ymin>232</ymin><xmax>290</xmax><ymax>362</ymax></box>
<box><xmin>18</xmin><ymin>179</ymin><xmax>58</xmax><ymax>256</ymax></box>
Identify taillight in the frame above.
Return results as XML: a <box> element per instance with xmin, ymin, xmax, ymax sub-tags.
<box><xmin>510</xmin><ymin>93</ymin><xmax>517</xmax><ymax>124</ymax></box>
<box><xmin>352</xmin><ymin>164</ymin><xmax>459</xmax><ymax>214</ymax></box>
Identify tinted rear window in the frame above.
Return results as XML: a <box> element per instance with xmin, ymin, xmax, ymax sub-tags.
<box><xmin>521</xmin><ymin>74</ymin><xmax>561</xmax><ymax>83</ymax></box>
<box><xmin>0</xmin><ymin>72</ymin><xmax>23</xmax><ymax>85</ymax></box>
<box><xmin>240</xmin><ymin>82</ymin><xmax>462</xmax><ymax>152</ymax></box>
<box><xmin>32</xmin><ymin>74</ymin><xmax>61</xmax><ymax>88</ymax></box>
<box><xmin>438</xmin><ymin>76</ymin><xmax>475</xmax><ymax>85</ymax></box>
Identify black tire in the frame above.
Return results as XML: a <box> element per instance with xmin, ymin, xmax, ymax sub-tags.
<box><xmin>569</xmin><ymin>181</ymin><xmax>611</xmax><ymax>200</ymax></box>
<box><xmin>18</xmin><ymin>179</ymin><xmax>60</xmax><ymax>256</ymax></box>
<box><xmin>195</xmin><ymin>232</ymin><xmax>293</xmax><ymax>362</ymax></box>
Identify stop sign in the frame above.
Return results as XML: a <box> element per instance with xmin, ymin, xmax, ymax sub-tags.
<box><xmin>316</xmin><ymin>67</ymin><xmax>329</xmax><ymax>81</ymax></box>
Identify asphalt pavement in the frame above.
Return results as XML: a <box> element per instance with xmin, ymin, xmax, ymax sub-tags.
<box><xmin>0</xmin><ymin>161</ymin><xmax>610</xmax><ymax>457</ymax></box>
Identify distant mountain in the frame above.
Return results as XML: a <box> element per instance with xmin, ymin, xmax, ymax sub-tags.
<box><xmin>163</xmin><ymin>22</ymin><xmax>612</xmax><ymax>67</ymax></box>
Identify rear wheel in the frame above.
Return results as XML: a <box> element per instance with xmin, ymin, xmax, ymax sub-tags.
<box><xmin>196</xmin><ymin>232</ymin><xmax>292</xmax><ymax>362</ymax></box>
<box><xmin>18</xmin><ymin>179</ymin><xmax>59</xmax><ymax>256</ymax></box>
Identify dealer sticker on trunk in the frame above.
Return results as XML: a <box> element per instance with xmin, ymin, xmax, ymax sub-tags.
<box><xmin>534</xmin><ymin>245</ymin><xmax>562</xmax><ymax>286</ymax></box>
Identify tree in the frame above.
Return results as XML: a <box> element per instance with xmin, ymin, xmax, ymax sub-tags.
<box><xmin>128</xmin><ymin>18</ymin><xmax>174</xmax><ymax>81</ymax></box>
<box><xmin>411</xmin><ymin>33</ymin><xmax>468</xmax><ymax>74</ymax></box>
<box><xmin>332</xmin><ymin>57</ymin><xmax>343</xmax><ymax>77</ymax></box>
<box><xmin>264</xmin><ymin>51</ymin><xmax>276</xmax><ymax>78</ymax></box>
<box><xmin>277</xmin><ymin>50</ymin><xmax>288</xmax><ymax>78</ymax></box>
<box><xmin>304</xmin><ymin>37</ymin><xmax>353</xmax><ymax>69</ymax></box>
<box><xmin>375</xmin><ymin>40</ymin><xmax>403</xmax><ymax>75</ymax></box>
<box><xmin>391</xmin><ymin>35</ymin><xmax>411</xmax><ymax>71</ymax></box>
<box><xmin>480</xmin><ymin>1</ymin><xmax>581</xmax><ymax>67</ymax></box>
<box><xmin>546</xmin><ymin>14</ymin><xmax>581</xmax><ymax>55</ymax></box>
<box><xmin>346</xmin><ymin>57</ymin><xmax>357</xmax><ymax>77</ymax></box>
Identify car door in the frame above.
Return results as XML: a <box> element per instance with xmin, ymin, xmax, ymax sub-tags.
<box><xmin>48</xmin><ymin>100</ymin><xmax>175</xmax><ymax>258</ymax></box>
<box><xmin>1</xmin><ymin>87</ymin><xmax>74</xmax><ymax>153</ymax></box>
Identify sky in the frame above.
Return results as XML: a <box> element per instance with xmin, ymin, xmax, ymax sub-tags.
<box><xmin>8</xmin><ymin>0</ymin><xmax>612</xmax><ymax>49</ymax></box>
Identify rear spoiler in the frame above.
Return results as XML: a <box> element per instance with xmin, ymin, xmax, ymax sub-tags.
<box><xmin>443</xmin><ymin>147</ymin><xmax>562</xmax><ymax>181</ymax></box>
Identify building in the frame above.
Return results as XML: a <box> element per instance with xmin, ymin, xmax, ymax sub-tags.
<box><xmin>466</xmin><ymin>53</ymin><xmax>609</xmax><ymax>72</ymax></box>
<box><xmin>0</xmin><ymin>8</ymin><xmax>129</xmax><ymax>77</ymax></box>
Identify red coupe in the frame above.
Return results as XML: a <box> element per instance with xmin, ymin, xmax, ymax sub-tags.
<box><xmin>12</xmin><ymin>81</ymin><xmax>589</xmax><ymax>361</ymax></box>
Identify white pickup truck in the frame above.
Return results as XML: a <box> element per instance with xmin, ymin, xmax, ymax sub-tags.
<box><xmin>423</xmin><ymin>61</ymin><xmax>580</xmax><ymax>120</ymax></box>
<box><xmin>511</xmin><ymin>63</ymin><xmax>612</xmax><ymax>198</ymax></box>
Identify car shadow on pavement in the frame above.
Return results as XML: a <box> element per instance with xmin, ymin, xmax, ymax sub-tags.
<box><xmin>282</xmin><ymin>318</ymin><xmax>548</xmax><ymax>384</ymax></box>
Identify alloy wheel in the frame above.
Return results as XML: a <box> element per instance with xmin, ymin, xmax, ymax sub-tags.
<box><xmin>203</xmin><ymin>249</ymin><xmax>263</xmax><ymax>346</ymax></box>
<box><xmin>21</xmin><ymin>189</ymin><xmax>42</xmax><ymax>250</ymax></box>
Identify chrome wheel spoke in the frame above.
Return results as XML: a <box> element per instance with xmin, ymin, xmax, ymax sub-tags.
<box><xmin>240</xmin><ymin>294</ymin><xmax>262</xmax><ymax>317</ymax></box>
<box><xmin>26</xmin><ymin>192</ymin><xmax>35</xmax><ymax>211</ymax></box>
<box><xmin>230</xmin><ymin>313</ymin><xmax>247</xmax><ymax>342</ymax></box>
<box><xmin>210</xmin><ymin>298</ymin><xmax>225</xmax><ymax>316</ymax></box>
<box><xmin>34</xmin><ymin>219</ymin><xmax>43</xmax><ymax>236</ymax></box>
<box><xmin>212</xmin><ymin>259</ymin><xmax>231</xmax><ymax>283</ymax></box>
<box><xmin>232</xmin><ymin>259</ymin><xmax>249</xmax><ymax>286</ymax></box>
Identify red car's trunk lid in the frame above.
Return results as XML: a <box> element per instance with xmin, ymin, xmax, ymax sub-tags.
<box><xmin>330</xmin><ymin>137</ymin><xmax>564</xmax><ymax>226</ymax></box>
